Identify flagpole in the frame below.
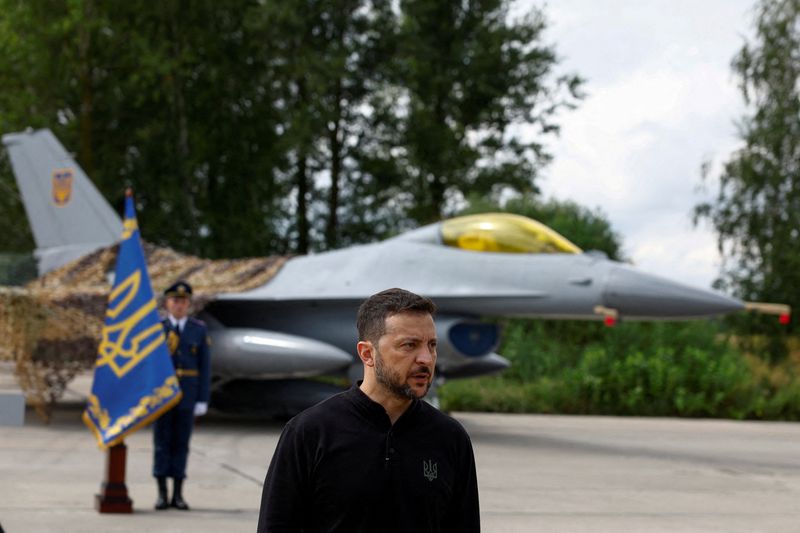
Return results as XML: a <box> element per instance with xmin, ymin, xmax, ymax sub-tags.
<box><xmin>94</xmin><ymin>189</ymin><xmax>135</xmax><ymax>513</ymax></box>
<box><xmin>95</xmin><ymin>441</ymin><xmax>133</xmax><ymax>513</ymax></box>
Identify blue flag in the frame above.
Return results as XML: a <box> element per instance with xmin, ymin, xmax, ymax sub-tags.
<box><xmin>83</xmin><ymin>192</ymin><xmax>181</xmax><ymax>449</ymax></box>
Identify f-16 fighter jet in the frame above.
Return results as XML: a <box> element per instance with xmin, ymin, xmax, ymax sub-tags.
<box><xmin>5</xmin><ymin>129</ymin><xmax>783</xmax><ymax>414</ymax></box>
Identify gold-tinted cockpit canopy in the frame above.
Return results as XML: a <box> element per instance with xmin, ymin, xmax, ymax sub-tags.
<box><xmin>441</xmin><ymin>213</ymin><xmax>582</xmax><ymax>254</ymax></box>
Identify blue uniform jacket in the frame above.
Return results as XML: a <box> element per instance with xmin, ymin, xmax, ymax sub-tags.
<box><xmin>162</xmin><ymin>317</ymin><xmax>211</xmax><ymax>410</ymax></box>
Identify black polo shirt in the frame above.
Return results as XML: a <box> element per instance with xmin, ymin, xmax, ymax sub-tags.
<box><xmin>257</xmin><ymin>384</ymin><xmax>480</xmax><ymax>532</ymax></box>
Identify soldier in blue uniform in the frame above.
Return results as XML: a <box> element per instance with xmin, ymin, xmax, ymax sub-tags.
<box><xmin>153</xmin><ymin>281</ymin><xmax>211</xmax><ymax>511</ymax></box>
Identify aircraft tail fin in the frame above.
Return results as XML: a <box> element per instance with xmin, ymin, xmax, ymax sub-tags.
<box><xmin>2</xmin><ymin>129</ymin><xmax>122</xmax><ymax>275</ymax></box>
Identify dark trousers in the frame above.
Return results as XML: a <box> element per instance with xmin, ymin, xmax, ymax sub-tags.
<box><xmin>153</xmin><ymin>407</ymin><xmax>195</xmax><ymax>479</ymax></box>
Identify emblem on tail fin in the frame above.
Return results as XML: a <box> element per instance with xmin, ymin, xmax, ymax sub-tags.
<box><xmin>52</xmin><ymin>168</ymin><xmax>74</xmax><ymax>206</ymax></box>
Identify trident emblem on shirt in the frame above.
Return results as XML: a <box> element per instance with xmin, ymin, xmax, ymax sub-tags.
<box><xmin>423</xmin><ymin>459</ymin><xmax>438</xmax><ymax>482</ymax></box>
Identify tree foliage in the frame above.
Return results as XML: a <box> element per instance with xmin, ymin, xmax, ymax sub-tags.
<box><xmin>0</xmin><ymin>0</ymin><xmax>581</xmax><ymax>258</ymax></box>
<box><xmin>371</xmin><ymin>0</ymin><xmax>583</xmax><ymax>224</ymax></box>
<box><xmin>442</xmin><ymin>320</ymin><xmax>800</xmax><ymax>420</ymax></box>
<box><xmin>0</xmin><ymin>150</ymin><xmax>34</xmax><ymax>253</ymax></box>
<box><xmin>0</xmin><ymin>0</ymin><xmax>290</xmax><ymax>257</ymax></box>
<box><xmin>695</xmin><ymin>0</ymin><xmax>800</xmax><ymax>346</ymax></box>
<box><xmin>254</xmin><ymin>0</ymin><xmax>396</xmax><ymax>252</ymax></box>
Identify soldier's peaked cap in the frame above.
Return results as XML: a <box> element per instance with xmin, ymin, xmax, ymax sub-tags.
<box><xmin>164</xmin><ymin>281</ymin><xmax>193</xmax><ymax>298</ymax></box>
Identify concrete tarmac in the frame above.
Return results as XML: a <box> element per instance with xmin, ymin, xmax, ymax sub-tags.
<box><xmin>2</xmin><ymin>400</ymin><xmax>800</xmax><ymax>532</ymax></box>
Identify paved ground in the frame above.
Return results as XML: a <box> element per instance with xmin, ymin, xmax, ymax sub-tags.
<box><xmin>2</xmin><ymin>395</ymin><xmax>800</xmax><ymax>532</ymax></box>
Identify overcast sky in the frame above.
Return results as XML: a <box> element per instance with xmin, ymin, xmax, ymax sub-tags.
<box><xmin>516</xmin><ymin>0</ymin><xmax>757</xmax><ymax>289</ymax></box>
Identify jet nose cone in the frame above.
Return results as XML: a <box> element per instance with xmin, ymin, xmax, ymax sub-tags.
<box><xmin>604</xmin><ymin>265</ymin><xmax>744</xmax><ymax>319</ymax></box>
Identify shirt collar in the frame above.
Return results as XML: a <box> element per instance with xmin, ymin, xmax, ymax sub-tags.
<box><xmin>168</xmin><ymin>316</ymin><xmax>188</xmax><ymax>330</ymax></box>
<box><xmin>345</xmin><ymin>381</ymin><xmax>420</xmax><ymax>429</ymax></box>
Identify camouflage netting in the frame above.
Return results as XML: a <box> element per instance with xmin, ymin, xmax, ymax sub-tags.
<box><xmin>0</xmin><ymin>242</ymin><xmax>289</xmax><ymax>422</ymax></box>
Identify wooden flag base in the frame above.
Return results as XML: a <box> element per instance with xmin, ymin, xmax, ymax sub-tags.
<box><xmin>95</xmin><ymin>442</ymin><xmax>133</xmax><ymax>513</ymax></box>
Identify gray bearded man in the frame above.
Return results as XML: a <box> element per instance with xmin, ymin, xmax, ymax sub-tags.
<box><xmin>257</xmin><ymin>288</ymin><xmax>480</xmax><ymax>532</ymax></box>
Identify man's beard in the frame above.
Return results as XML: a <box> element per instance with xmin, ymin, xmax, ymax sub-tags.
<box><xmin>374</xmin><ymin>350</ymin><xmax>431</xmax><ymax>400</ymax></box>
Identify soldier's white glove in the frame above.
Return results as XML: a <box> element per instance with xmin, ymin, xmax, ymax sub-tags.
<box><xmin>194</xmin><ymin>402</ymin><xmax>208</xmax><ymax>417</ymax></box>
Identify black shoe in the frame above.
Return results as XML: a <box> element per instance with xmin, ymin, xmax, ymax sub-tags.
<box><xmin>171</xmin><ymin>478</ymin><xmax>190</xmax><ymax>510</ymax></box>
<box><xmin>155</xmin><ymin>495</ymin><xmax>169</xmax><ymax>510</ymax></box>
<box><xmin>170</xmin><ymin>495</ymin><xmax>189</xmax><ymax>510</ymax></box>
<box><xmin>155</xmin><ymin>477</ymin><xmax>169</xmax><ymax>510</ymax></box>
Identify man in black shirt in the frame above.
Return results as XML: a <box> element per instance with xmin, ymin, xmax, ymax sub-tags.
<box><xmin>257</xmin><ymin>288</ymin><xmax>480</xmax><ymax>532</ymax></box>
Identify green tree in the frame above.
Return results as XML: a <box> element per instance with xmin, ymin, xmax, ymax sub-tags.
<box><xmin>0</xmin><ymin>1</ymin><xmax>582</xmax><ymax>260</ymax></box>
<box><xmin>0</xmin><ymin>1</ymin><xmax>291</xmax><ymax>258</ymax></box>
<box><xmin>695</xmin><ymin>0</ymin><xmax>800</xmax><ymax>351</ymax></box>
<box><xmin>0</xmin><ymin>151</ymin><xmax>34</xmax><ymax>253</ymax></box>
<box><xmin>87</xmin><ymin>1</ymin><xmax>290</xmax><ymax>258</ymax></box>
<box><xmin>0</xmin><ymin>0</ymin><xmax>95</xmax><ymax>253</ymax></box>
<box><xmin>256</xmin><ymin>0</ymin><xmax>395</xmax><ymax>253</ymax></box>
<box><xmin>366</xmin><ymin>0</ymin><xmax>583</xmax><ymax>225</ymax></box>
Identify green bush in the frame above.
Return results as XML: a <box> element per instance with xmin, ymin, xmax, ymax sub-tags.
<box><xmin>439</xmin><ymin>320</ymin><xmax>800</xmax><ymax>420</ymax></box>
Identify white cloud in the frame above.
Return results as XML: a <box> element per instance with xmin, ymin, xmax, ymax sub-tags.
<box><xmin>515</xmin><ymin>0</ymin><xmax>755</xmax><ymax>289</ymax></box>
